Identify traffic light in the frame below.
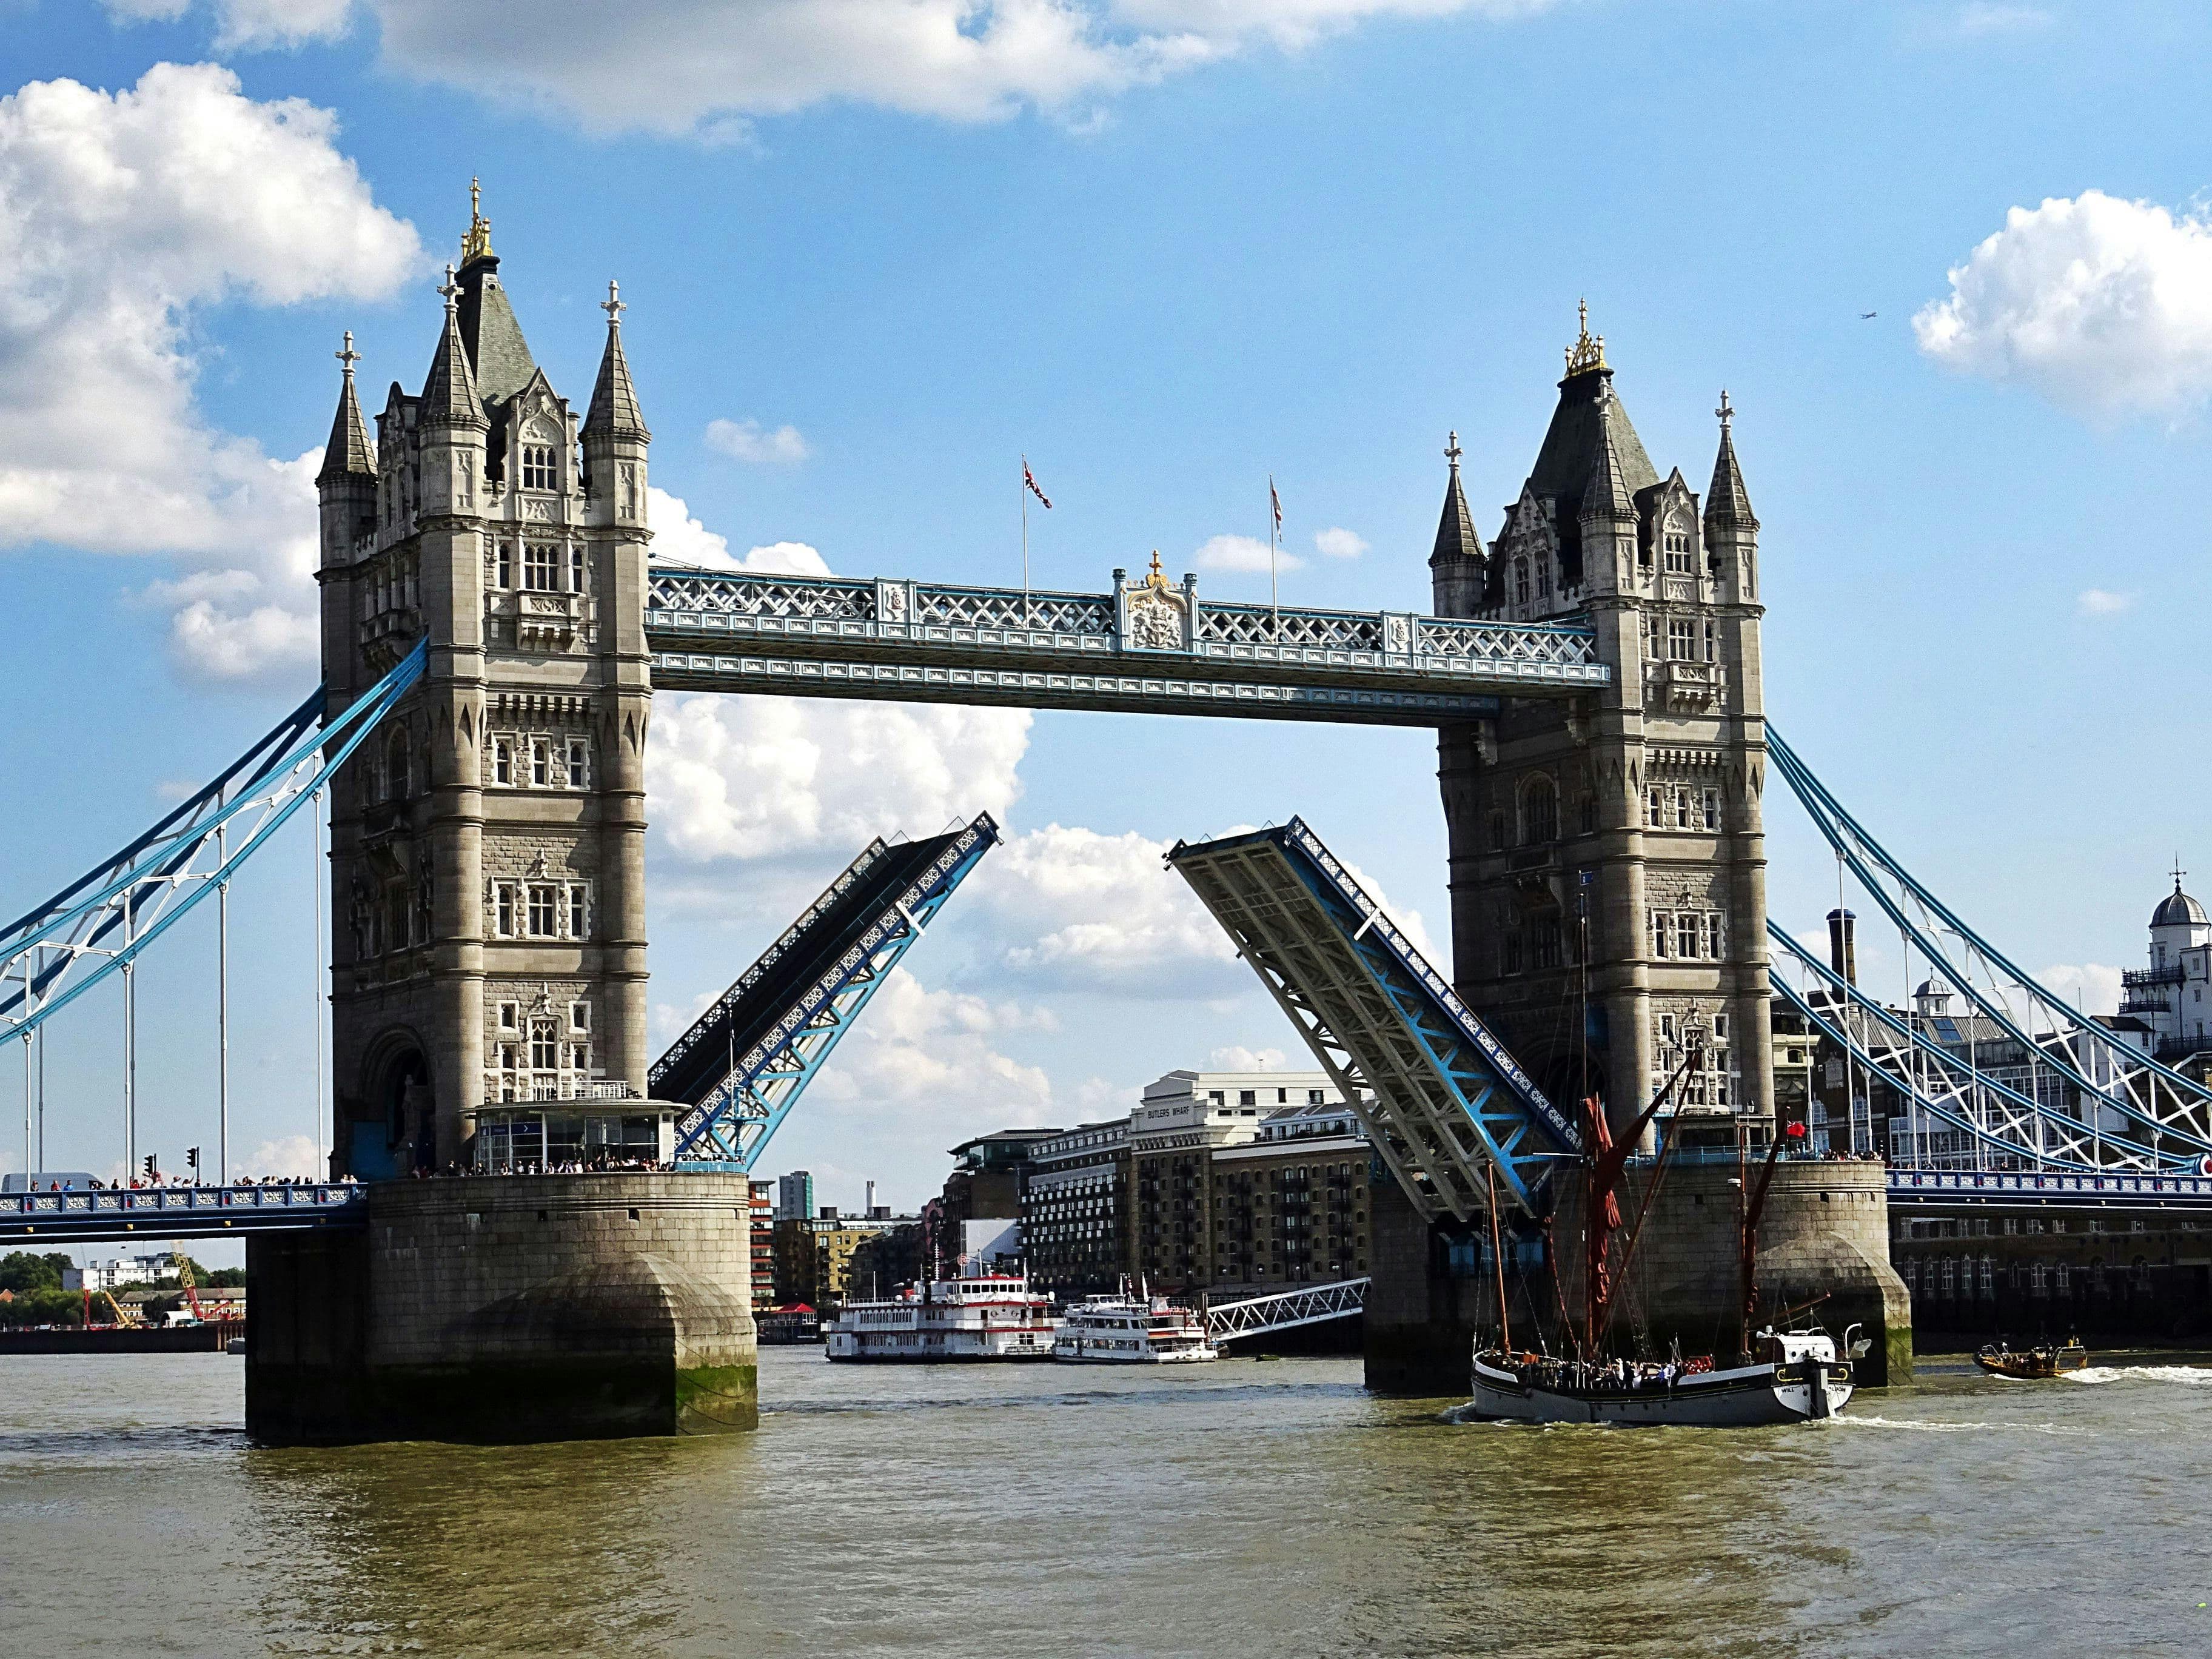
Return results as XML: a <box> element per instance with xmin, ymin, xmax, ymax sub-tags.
<box><xmin>142</xmin><ymin>1155</ymin><xmax>156</xmax><ymax>1180</ymax></box>
<box><xmin>186</xmin><ymin>1147</ymin><xmax>200</xmax><ymax>1173</ymax></box>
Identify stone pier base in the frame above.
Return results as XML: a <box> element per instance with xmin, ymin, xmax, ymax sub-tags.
<box><xmin>247</xmin><ymin>1174</ymin><xmax>757</xmax><ymax>1445</ymax></box>
<box><xmin>1364</xmin><ymin>1161</ymin><xmax>1913</xmax><ymax>1394</ymax></box>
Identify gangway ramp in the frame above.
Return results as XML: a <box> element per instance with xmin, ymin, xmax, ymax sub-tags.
<box><xmin>1167</xmin><ymin>818</ymin><xmax>1578</xmax><ymax>1219</ymax></box>
<box><xmin>1207</xmin><ymin>1276</ymin><xmax>1369</xmax><ymax>1345</ymax></box>
<box><xmin>652</xmin><ymin>814</ymin><xmax>1001</xmax><ymax>1168</ymax></box>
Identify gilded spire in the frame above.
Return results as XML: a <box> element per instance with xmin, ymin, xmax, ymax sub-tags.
<box><xmin>584</xmin><ymin>279</ymin><xmax>648</xmax><ymax>443</ymax></box>
<box><xmin>460</xmin><ymin>175</ymin><xmax>494</xmax><ymax>267</ymax></box>
<box><xmin>316</xmin><ymin>329</ymin><xmax>376</xmax><ymax>484</ymax></box>
<box><xmin>1563</xmin><ymin>297</ymin><xmax>1608</xmax><ymax>377</ymax></box>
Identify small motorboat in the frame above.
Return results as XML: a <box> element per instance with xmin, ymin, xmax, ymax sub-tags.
<box><xmin>1974</xmin><ymin>1339</ymin><xmax>2087</xmax><ymax>1379</ymax></box>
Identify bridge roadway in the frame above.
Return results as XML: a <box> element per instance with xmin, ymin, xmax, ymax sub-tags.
<box><xmin>643</xmin><ymin>565</ymin><xmax>1609</xmax><ymax>725</ymax></box>
<box><xmin>3</xmin><ymin>1182</ymin><xmax>364</xmax><ymax>1244</ymax></box>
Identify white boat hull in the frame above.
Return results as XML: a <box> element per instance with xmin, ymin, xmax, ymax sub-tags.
<box><xmin>1052</xmin><ymin>1341</ymin><xmax>1218</xmax><ymax>1364</ymax></box>
<box><xmin>1469</xmin><ymin>1353</ymin><xmax>1852</xmax><ymax>1427</ymax></box>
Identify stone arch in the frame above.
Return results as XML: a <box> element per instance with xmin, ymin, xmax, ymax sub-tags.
<box><xmin>353</xmin><ymin>1027</ymin><xmax>433</xmax><ymax>1179</ymax></box>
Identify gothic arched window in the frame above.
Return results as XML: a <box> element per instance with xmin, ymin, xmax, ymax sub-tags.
<box><xmin>1513</xmin><ymin>559</ymin><xmax>1530</xmax><ymax>606</ymax></box>
<box><xmin>1522</xmin><ymin>776</ymin><xmax>1558</xmax><ymax>844</ymax></box>
<box><xmin>387</xmin><ymin>731</ymin><xmax>411</xmax><ymax>801</ymax></box>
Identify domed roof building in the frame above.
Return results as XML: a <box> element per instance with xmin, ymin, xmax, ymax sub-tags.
<box><xmin>2122</xmin><ymin>868</ymin><xmax>2212</xmax><ymax>1059</ymax></box>
<box><xmin>2152</xmin><ymin>882</ymin><xmax>2208</xmax><ymax>931</ymax></box>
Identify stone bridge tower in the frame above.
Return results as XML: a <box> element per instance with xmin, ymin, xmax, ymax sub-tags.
<box><xmin>1429</xmin><ymin>310</ymin><xmax>1772</xmax><ymax>1143</ymax></box>
<box><xmin>315</xmin><ymin>190</ymin><xmax>654</xmax><ymax>1176</ymax></box>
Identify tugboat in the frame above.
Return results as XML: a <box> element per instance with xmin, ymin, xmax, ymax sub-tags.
<box><xmin>1974</xmin><ymin>1338</ymin><xmax>2088</xmax><ymax>1379</ymax></box>
<box><xmin>1467</xmin><ymin>1016</ymin><xmax>1857</xmax><ymax>1427</ymax></box>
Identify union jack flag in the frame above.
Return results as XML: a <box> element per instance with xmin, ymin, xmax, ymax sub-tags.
<box><xmin>1023</xmin><ymin>458</ymin><xmax>1051</xmax><ymax>509</ymax></box>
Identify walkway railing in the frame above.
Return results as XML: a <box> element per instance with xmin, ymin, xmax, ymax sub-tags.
<box><xmin>645</xmin><ymin>566</ymin><xmax>1606</xmax><ymax>724</ymax></box>
<box><xmin>1207</xmin><ymin>1276</ymin><xmax>1370</xmax><ymax>1342</ymax></box>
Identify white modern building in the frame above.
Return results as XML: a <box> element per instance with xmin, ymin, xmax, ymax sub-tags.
<box><xmin>61</xmin><ymin>1253</ymin><xmax>176</xmax><ymax>1293</ymax></box>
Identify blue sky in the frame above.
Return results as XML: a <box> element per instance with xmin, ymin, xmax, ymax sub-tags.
<box><xmin>6</xmin><ymin>0</ymin><xmax>2212</xmax><ymax>1219</ymax></box>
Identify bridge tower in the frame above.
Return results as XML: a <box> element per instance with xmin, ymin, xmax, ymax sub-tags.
<box><xmin>1430</xmin><ymin>310</ymin><xmax>1773</xmax><ymax>1144</ymax></box>
<box><xmin>315</xmin><ymin>190</ymin><xmax>653</xmax><ymax>1176</ymax></box>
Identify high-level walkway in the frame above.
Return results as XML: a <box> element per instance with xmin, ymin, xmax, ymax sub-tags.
<box><xmin>645</xmin><ymin>566</ymin><xmax>1607</xmax><ymax>725</ymax></box>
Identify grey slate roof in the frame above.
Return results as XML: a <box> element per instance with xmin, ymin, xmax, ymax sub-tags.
<box><xmin>315</xmin><ymin>370</ymin><xmax>375</xmax><ymax>483</ymax></box>
<box><xmin>1706</xmin><ymin>422</ymin><xmax>1755</xmax><ymax>527</ymax></box>
<box><xmin>1511</xmin><ymin>365</ymin><xmax>1660</xmax><ymax>588</ymax></box>
<box><xmin>583</xmin><ymin>319</ymin><xmax>648</xmax><ymax>441</ymax></box>
<box><xmin>455</xmin><ymin>256</ymin><xmax>539</xmax><ymax>411</ymax></box>
<box><xmin>1428</xmin><ymin>460</ymin><xmax>1482</xmax><ymax>567</ymax></box>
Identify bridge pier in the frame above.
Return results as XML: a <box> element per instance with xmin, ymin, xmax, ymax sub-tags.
<box><xmin>1364</xmin><ymin>1162</ymin><xmax>1912</xmax><ymax>1393</ymax></box>
<box><xmin>246</xmin><ymin>1175</ymin><xmax>756</xmax><ymax>1444</ymax></box>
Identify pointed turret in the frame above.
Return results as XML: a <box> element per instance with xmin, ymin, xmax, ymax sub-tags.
<box><xmin>1428</xmin><ymin>431</ymin><xmax>1485</xmax><ymax>618</ymax></box>
<box><xmin>316</xmin><ymin>330</ymin><xmax>378</xmax><ymax>569</ymax></box>
<box><xmin>420</xmin><ymin>265</ymin><xmax>486</xmax><ymax>431</ymax></box>
<box><xmin>317</xmin><ymin>331</ymin><xmax>377</xmax><ymax>486</ymax></box>
<box><xmin>1581</xmin><ymin>392</ymin><xmax>1640</xmax><ymax>527</ymax></box>
<box><xmin>581</xmin><ymin>279</ymin><xmax>649</xmax><ymax>529</ymax></box>
<box><xmin>1706</xmin><ymin>390</ymin><xmax>1757</xmax><ymax>529</ymax></box>
<box><xmin>584</xmin><ymin>281</ymin><xmax>648</xmax><ymax>443</ymax></box>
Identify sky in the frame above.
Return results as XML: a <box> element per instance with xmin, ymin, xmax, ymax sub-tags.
<box><xmin>6</xmin><ymin>0</ymin><xmax>2212</xmax><ymax>1223</ymax></box>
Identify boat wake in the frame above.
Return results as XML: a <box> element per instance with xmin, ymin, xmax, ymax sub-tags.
<box><xmin>2066</xmin><ymin>1364</ymin><xmax>2212</xmax><ymax>1387</ymax></box>
<box><xmin>1820</xmin><ymin>1414</ymin><xmax>2083</xmax><ymax>1436</ymax></box>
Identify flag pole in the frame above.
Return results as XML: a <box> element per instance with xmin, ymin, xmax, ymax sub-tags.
<box><xmin>1021</xmin><ymin>455</ymin><xmax>1030</xmax><ymax>629</ymax></box>
<box><xmin>1269</xmin><ymin>473</ymin><xmax>1280</xmax><ymax>632</ymax></box>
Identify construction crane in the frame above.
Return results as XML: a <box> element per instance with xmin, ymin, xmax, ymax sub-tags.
<box><xmin>81</xmin><ymin>1286</ymin><xmax>138</xmax><ymax>1329</ymax></box>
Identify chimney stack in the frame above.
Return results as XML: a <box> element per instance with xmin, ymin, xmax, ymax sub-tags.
<box><xmin>865</xmin><ymin>1180</ymin><xmax>877</xmax><ymax>1215</ymax></box>
<box><xmin>1826</xmin><ymin>908</ymin><xmax>1858</xmax><ymax>987</ymax></box>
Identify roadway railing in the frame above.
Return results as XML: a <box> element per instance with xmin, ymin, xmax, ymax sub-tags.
<box><xmin>1887</xmin><ymin>1168</ymin><xmax>2212</xmax><ymax>1210</ymax></box>
<box><xmin>2</xmin><ymin>1182</ymin><xmax>368</xmax><ymax>1241</ymax></box>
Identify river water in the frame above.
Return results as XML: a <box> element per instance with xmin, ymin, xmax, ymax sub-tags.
<box><xmin>1</xmin><ymin>1347</ymin><xmax>2204</xmax><ymax>1657</ymax></box>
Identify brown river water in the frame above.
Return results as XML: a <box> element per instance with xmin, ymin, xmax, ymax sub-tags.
<box><xmin>1</xmin><ymin>1347</ymin><xmax>2205</xmax><ymax>1657</ymax></box>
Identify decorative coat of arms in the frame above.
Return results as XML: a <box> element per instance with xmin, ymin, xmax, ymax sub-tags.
<box><xmin>1125</xmin><ymin>551</ymin><xmax>1186</xmax><ymax>651</ymax></box>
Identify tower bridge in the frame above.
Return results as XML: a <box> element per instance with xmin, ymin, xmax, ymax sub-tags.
<box><xmin>15</xmin><ymin>194</ymin><xmax>2212</xmax><ymax>1436</ymax></box>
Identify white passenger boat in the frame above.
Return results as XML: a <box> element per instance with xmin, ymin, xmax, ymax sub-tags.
<box><xmin>1468</xmin><ymin>1327</ymin><xmax>1855</xmax><ymax>1427</ymax></box>
<box><xmin>1053</xmin><ymin>1294</ymin><xmax>1219</xmax><ymax>1364</ymax></box>
<box><xmin>824</xmin><ymin>1272</ymin><xmax>1059</xmax><ymax>1362</ymax></box>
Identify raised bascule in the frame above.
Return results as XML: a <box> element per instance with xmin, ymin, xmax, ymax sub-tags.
<box><xmin>18</xmin><ymin>194</ymin><xmax>2212</xmax><ymax>1436</ymax></box>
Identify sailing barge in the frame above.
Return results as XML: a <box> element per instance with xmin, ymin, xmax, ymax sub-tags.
<box><xmin>1466</xmin><ymin>1019</ymin><xmax>1859</xmax><ymax>1428</ymax></box>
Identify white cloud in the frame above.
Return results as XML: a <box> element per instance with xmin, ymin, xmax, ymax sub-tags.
<box><xmin>705</xmin><ymin>417</ymin><xmax>811</xmax><ymax>466</ymax></box>
<box><xmin>804</xmin><ymin>967</ymin><xmax>1059</xmax><ymax>1161</ymax></box>
<box><xmin>1951</xmin><ymin>3</ymin><xmax>2053</xmax><ymax>36</ymax></box>
<box><xmin>980</xmin><ymin>823</ymin><xmax>1240</xmax><ymax>995</ymax></box>
<box><xmin>649</xmin><ymin>692</ymin><xmax>1030</xmax><ymax>863</ymax></box>
<box><xmin>110</xmin><ymin>1</ymin><xmax>1552</xmax><ymax>137</ymax></box>
<box><xmin>1914</xmin><ymin>190</ymin><xmax>2212</xmax><ymax>415</ymax></box>
<box><xmin>102</xmin><ymin>0</ymin><xmax>355</xmax><ymax>49</ymax></box>
<box><xmin>645</xmin><ymin>486</ymin><xmax>830</xmax><ymax>575</ymax></box>
<box><xmin>1193</xmin><ymin>533</ymin><xmax>1301</xmax><ymax>574</ymax></box>
<box><xmin>2077</xmin><ymin>588</ymin><xmax>2134</xmax><ymax>617</ymax></box>
<box><xmin>1207</xmin><ymin>1044</ymin><xmax>1287</xmax><ymax>1071</ymax></box>
<box><xmin>238</xmin><ymin>1133</ymin><xmax>323</xmax><ymax>1180</ymax></box>
<box><xmin>1313</xmin><ymin>526</ymin><xmax>1367</xmax><ymax>560</ymax></box>
<box><xmin>2041</xmin><ymin>963</ymin><xmax>2122</xmax><ymax>1017</ymax></box>
<box><xmin>0</xmin><ymin>63</ymin><xmax>420</xmax><ymax>680</ymax></box>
